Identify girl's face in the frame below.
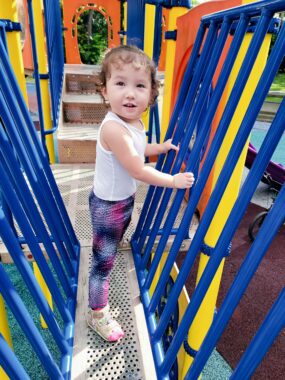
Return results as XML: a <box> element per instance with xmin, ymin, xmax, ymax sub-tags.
<box><xmin>102</xmin><ymin>62</ymin><xmax>152</xmax><ymax>125</ymax></box>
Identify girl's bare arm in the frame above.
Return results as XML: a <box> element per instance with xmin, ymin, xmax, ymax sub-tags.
<box><xmin>101</xmin><ymin>122</ymin><xmax>194</xmax><ymax>189</ymax></box>
<box><xmin>144</xmin><ymin>139</ymin><xmax>178</xmax><ymax>157</ymax></box>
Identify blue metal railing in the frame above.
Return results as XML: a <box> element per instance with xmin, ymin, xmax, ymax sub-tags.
<box><xmin>131</xmin><ymin>0</ymin><xmax>285</xmax><ymax>378</ymax></box>
<box><xmin>0</xmin><ymin>21</ymin><xmax>79</xmax><ymax>379</ymax></box>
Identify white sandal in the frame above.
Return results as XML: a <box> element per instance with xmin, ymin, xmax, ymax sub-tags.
<box><xmin>87</xmin><ymin>305</ymin><xmax>124</xmax><ymax>342</ymax></box>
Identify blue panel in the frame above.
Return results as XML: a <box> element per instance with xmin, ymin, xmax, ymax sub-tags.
<box><xmin>127</xmin><ymin>0</ymin><xmax>145</xmax><ymax>49</ymax></box>
<box><xmin>43</xmin><ymin>0</ymin><xmax>64</xmax><ymax>130</ymax></box>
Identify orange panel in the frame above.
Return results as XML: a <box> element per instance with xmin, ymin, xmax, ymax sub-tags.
<box><xmin>63</xmin><ymin>0</ymin><xmax>121</xmax><ymax>64</ymax></box>
<box><xmin>22</xmin><ymin>0</ymin><xmax>34</xmax><ymax>73</ymax></box>
<box><xmin>158</xmin><ymin>8</ymin><xmax>170</xmax><ymax>71</ymax></box>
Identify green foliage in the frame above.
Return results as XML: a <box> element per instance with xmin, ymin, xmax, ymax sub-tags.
<box><xmin>271</xmin><ymin>73</ymin><xmax>285</xmax><ymax>92</ymax></box>
<box><xmin>77</xmin><ymin>10</ymin><xmax>108</xmax><ymax>64</ymax></box>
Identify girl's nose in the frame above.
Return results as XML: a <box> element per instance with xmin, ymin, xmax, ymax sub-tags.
<box><xmin>126</xmin><ymin>87</ymin><xmax>135</xmax><ymax>98</ymax></box>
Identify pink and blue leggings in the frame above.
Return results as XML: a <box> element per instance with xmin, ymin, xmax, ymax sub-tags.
<box><xmin>88</xmin><ymin>191</ymin><xmax>134</xmax><ymax>309</ymax></box>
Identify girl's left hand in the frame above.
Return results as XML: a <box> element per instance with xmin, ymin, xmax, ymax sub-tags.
<box><xmin>161</xmin><ymin>139</ymin><xmax>179</xmax><ymax>154</ymax></box>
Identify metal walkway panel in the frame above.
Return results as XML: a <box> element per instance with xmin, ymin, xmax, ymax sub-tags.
<box><xmin>51</xmin><ymin>164</ymin><xmax>156</xmax><ymax>380</ymax></box>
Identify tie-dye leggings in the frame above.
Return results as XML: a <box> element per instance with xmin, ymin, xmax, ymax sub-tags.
<box><xmin>88</xmin><ymin>191</ymin><xmax>134</xmax><ymax>309</ymax></box>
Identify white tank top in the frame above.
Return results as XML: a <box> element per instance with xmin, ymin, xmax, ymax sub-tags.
<box><xmin>93</xmin><ymin>111</ymin><xmax>147</xmax><ymax>201</ymax></box>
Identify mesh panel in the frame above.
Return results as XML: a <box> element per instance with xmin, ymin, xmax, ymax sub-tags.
<box><xmin>63</xmin><ymin>102</ymin><xmax>107</xmax><ymax>124</ymax></box>
<box><xmin>66</xmin><ymin>73</ymin><xmax>101</xmax><ymax>94</ymax></box>
<box><xmin>86</xmin><ymin>251</ymin><xmax>144</xmax><ymax>380</ymax></box>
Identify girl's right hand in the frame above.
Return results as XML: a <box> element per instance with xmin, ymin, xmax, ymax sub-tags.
<box><xmin>173</xmin><ymin>172</ymin><xmax>195</xmax><ymax>189</ymax></box>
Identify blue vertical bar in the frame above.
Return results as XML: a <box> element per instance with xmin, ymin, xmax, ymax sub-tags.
<box><xmin>148</xmin><ymin>106</ymin><xmax>154</xmax><ymax>144</ymax></box>
<box><xmin>43</xmin><ymin>0</ymin><xmax>64</xmax><ymax>129</ymax></box>
<box><xmin>26</xmin><ymin>0</ymin><xmax>47</xmax><ymax>151</ymax></box>
<box><xmin>153</xmin><ymin>4</ymin><xmax>162</xmax><ymax>66</ymax></box>
<box><xmin>147</xmin><ymin>4</ymin><xmax>162</xmax><ymax>146</ymax></box>
<box><xmin>126</xmin><ymin>0</ymin><xmax>145</xmax><ymax>49</ymax></box>
<box><xmin>154</xmin><ymin>102</ymin><xmax>160</xmax><ymax>144</ymax></box>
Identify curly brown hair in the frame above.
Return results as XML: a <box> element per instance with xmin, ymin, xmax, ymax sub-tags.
<box><xmin>97</xmin><ymin>45</ymin><xmax>159</xmax><ymax>106</ymax></box>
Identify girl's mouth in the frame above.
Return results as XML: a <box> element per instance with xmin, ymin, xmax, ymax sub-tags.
<box><xmin>124</xmin><ymin>103</ymin><xmax>136</xmax><ymax>108</ymax></box>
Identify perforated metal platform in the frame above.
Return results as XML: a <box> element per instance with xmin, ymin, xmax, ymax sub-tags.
<box><xmin>52</xmin><ymin>164</ymin><xmax>156</xmax><ymax>380</ymax></box>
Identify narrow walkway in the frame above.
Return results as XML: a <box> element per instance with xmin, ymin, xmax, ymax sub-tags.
<box><xmin>52</xmin><ymin>164</ymin><xmax>156</xmax><ymax>379</ymax></box>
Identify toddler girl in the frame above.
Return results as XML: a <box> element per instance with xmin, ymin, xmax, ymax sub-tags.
<box><xmin>87</xmin><ymin>45</ymin><xmax>195</xmax><ymax>342</ymax></box>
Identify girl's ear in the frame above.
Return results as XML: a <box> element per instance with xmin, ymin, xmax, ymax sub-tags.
<box><xmin>101</xmin><ymin>87</ymin><xmax>108</xmax><ymax>101</ymax></box>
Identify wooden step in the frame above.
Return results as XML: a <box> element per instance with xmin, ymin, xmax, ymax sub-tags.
<box><xmin>62</xmin><ymin>93</ymin><xmax>107</xmax><ymax>124</ymax></box>
<box><xmin>57</xmin><ymin>64</ymin><xmax>107</xmax><ymax>163</ymax></box>
<box><xmin>64</xmin><ymin>64</ymin><xmax>101</xmax><ymax>96</ymax></box>
<box><xmin>65</xmin><ymin>72</ymin><xmax>101</xmax><ymax>94</ymax></box>
<box><xmin>57</xmin><ymin>124</ymin><xmax>99</xmax><ymax>163</ymax></box>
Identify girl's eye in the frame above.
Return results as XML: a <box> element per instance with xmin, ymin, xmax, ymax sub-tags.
<box><xmin>116</xmin><ymin>81</ymin><xmax>125</xmax><ymax>86</ymax></box>
<box><xmin>137</xmin><ymin>83</ymin><xmax>146</xmax><ymax>88</ymax></box>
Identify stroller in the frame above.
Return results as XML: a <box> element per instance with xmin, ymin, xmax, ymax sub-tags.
<box><xmin>246</xmin><ymin>143</ymin><xmax>285</xmax><ymax>241</ymax></box>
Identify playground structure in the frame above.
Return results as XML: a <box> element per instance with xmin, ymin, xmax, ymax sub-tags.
<box><xmin>0</xmin><ymin>1</ymin><xmax>285</xmax><ymax>380</ymax></box>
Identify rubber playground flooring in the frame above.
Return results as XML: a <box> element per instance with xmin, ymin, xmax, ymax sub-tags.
<box><xmin>217</xmin><ymin>202</ymin><xmax>285</xmax><ymax>380</ymax></box>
